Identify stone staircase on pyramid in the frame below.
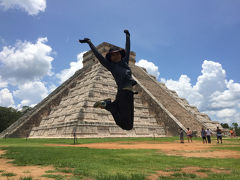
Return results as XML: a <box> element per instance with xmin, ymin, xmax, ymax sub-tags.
<box><xmin>0</xmin><ymin>42</ymin><xmax>221</xmax><ymax>138</ymax></box>
<box><xmin>130</xmin><ymin>65</ymin><xmax>221</xmax><ymax>135</ymax></box>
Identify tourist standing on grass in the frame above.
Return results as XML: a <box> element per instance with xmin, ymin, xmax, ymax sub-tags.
<box><xmin>216</xmin><ymin>127</ymin><xmax>223</xmax><ymax>144</ymax></box>
<box><xmin>186</xmin><ymin>128</ymin><xmax>193</xmax><ymax>142</ymax></box>
<box><xmin>206</xmin><ymin>128</ymin><xmax>212</xmax><ymax>144</ymax></box>
<box><xmin>179</xmin><ymin>128</ymin><xmax>184</xmax><ymax>143</ymax></box>
<box><xmin>229</xmin><ymin>129</ymin><xmax>234</xmax><ymax>138</ymax></box>
<box><xmin>79</xmin><ymin>30</ymin><xmax>137</xmax><ymax>131</ymax></box>
<box><xmin>201</xmin><ymin>128</ymin><xmax>207</xmax><ymax>144</ymax></box>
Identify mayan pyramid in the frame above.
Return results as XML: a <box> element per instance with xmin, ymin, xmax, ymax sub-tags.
<box><xmin>0</xmin><ymin>42</ymin><xmax>221</xmax><ymax>138</ymax></box>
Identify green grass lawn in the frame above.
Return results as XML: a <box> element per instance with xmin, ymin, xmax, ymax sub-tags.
<box><xmin>0</xmin><ymin>137</ymin><xmax>240</xmax><ymax>180</ymax></box>
<box><xmin>0</xmin><ymin>136</ymin><xmax>178</xmax><ymax>146</ymax></box>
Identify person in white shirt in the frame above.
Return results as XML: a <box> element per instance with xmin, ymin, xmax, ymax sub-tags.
<box><xmin>206</xmin><ymin>129</ymin><xmax>212</xmax><ymax>144</ymax></box>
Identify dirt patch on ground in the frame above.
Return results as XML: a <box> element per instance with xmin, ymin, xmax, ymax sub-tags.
<box><xmin>168</xmin><ymin>149</ymin><xmax>240</xmax><ymax>158</ymax></box>
<box><xmin>0</xmin><ymin>149</ymin><xmax>6</xmax><ymax>155</ymax></box>
<box><xmin>0</xmin><ymin>149</ymin><xmax>72</xmax><ymax>180</ymax></box>
<box><xmin>147</xmin><ymin>166</ymin><xmax>231</xmax><ymax>180</ymax></box>
<box><xmin>46</xmin><ymin>141</ymin><xmax>240</xmax><ymax>159</ymax></box>
<box><xmin>47</xmin><ymin>141</ymin><xmax>210</xmax><ymax>150</ymax></box>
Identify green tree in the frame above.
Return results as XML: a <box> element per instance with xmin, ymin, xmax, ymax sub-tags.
<box><xmin>221</xmin><ymin>123</ymin><xmax>229</xmax><ymax>128</ymax></box>
<box><xmin>231</xmin><ymin>123</ymin><xmax>240</xmax><ymax>136</ymax></box>
<box><xmin>232</xmin><ymin>123</ymin><xmax>238</xmax><ymax>128</ymax></box>
<box><xmin>0</xmin><ymin>106</ymin><xmax>23</xmax><ymax>133</ymax></box>
<box><xmin>21</xmin><ymin>106</ymin><xmax>32</xmax><ymax>114</ymax></box>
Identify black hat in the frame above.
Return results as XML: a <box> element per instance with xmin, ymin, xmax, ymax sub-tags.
<box><xmin>106</xmin><ymin>47</ymin><xmax>125</xmax><ymax>61</ymax></box>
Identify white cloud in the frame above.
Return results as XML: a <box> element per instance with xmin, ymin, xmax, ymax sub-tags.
<box><xmin>136</xmin><ymin>59</ymin><xmax>160</xmax><ymax>79</ymax></box>
<box><xmin>0</xmin><ymin>37</ymin><xmax>54</xmax><ymax>86</ymax></box>
<box><xmin>56</xmin><ymin>51</ymin><xmax>86</xmax><ymax>83</ymax></box>
<box><xmin>216</xmin><ymin>109</ymin><xmax>236</xmax><ymax>118</ymax></box>
<box><xmin>161</xmin><ymin>75</ymin><xmax>203</xmax><ymax>108</ymax></box>
<box><xmin>0</xmin><ymin>88</ymin><xmax>14</xmax><ymax>107</ymax></box>
<box><xmin>209</xmin><ymin>80</ymin><xmax>240</xmax><ymax>110</ymax></box>
<box><xmin>162</xmin><ymin>60</ymin><xmax>240</xmax><ymax>125</ymax></box>
<box><xmin>13</xmin><ymin>81</ymin><xmax>48</xmax><ymax>108</ymax></box>
<box><xmin>195</xmin><ymin>60</ymin><xmax>227</xmax><ymax>98</ymax></box>
<box><xmin>0</xmin><ymin>37</ymin><xmax>56</xmax><ymax>109</ymax></box>
<box><xmin>0</xmin><ymin>0</ymin><xmax>46</xmax><ymax>15</ymax></box>
<box><xmin>206</xmin><ymin>79</ymin><xmax>240</xmax><ymax>123</ymax></box>
<box><xmin>0</xmin><ymin>75</ymin><xmax>7</xmax><ymax>88</ymax></box>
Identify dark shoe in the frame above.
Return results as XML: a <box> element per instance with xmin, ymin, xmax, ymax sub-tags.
<box><xmin>93</xmin><ymin>98</ymin><xmax>111</xmax><ymax>109</ymax></box>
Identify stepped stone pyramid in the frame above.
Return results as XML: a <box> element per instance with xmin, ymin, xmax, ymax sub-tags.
<box><xmin>0</xmin><ymin>42</ymin><xmax>221</xmax><ymax>138</ymax></box>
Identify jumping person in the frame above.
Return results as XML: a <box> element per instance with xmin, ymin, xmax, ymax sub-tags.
<box><xmin>79</xmin><ymin>30</ymin><xmax>137</xmax><ymax>130</ymax></box>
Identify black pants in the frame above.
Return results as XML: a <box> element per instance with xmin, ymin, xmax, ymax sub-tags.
<box><xmin>207</xmin><ymin>135</ymin><xmax>211</xmax><ymax>143</ymax></box>
<box><xmin>105</xmin><ymin>90</ymin><xmax>134</xmax><ymax>130</ymax></box>
<box><xmin>217</xmin><ymin>135</ymin><xmax>222</xmax><ymax>142</ymax></box>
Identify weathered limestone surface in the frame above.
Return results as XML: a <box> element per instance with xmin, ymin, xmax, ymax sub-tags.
<box><xmin>130</xmin><ymin>65</ymin><xmax>221</xmax><ymax>135</ymax></box>
<box><xmin>0</xmin><ymin>42</ymin><xmax>221</xmax><ymax>138</ymax></box>
<box><xmin>157</xmin><ymin>82</ymin><xmax>221</xmax><ymax>130</ymax></box>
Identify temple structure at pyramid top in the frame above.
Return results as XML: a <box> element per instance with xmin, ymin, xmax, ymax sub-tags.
<box><xmin>0</xmin><ymin>42</ymin><xmax>221</xmax><ymax>138</ymax></box>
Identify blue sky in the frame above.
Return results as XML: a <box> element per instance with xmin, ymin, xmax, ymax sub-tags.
<box><xmin>0</xmin><ymin>0</ymin><xmax>240</xmax><ymax>125</ymax></box>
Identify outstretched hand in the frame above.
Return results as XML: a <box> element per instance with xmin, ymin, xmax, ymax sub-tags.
<box><xmin>124</xmin><ymin>29</ymin><xmax>130</xmax><ymax>36</ymax></box>
<box><xmin>79</xmin><ymin>38</ymin><xmax>90</xmax><ymax>43</ymax></box>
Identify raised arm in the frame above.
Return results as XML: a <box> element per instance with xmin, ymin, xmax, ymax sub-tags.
<box><xmin>124</xmin><ymin>30</ymin><xmax>130</xmax><ymax>64</ymax></box>
<box><xmin>79</xmin><ymin>38</ymin><xmax>110</xmax><ymax>69</ymax></box>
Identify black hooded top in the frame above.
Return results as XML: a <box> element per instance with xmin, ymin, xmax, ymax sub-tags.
<box><xmin>87</xmin><ymin>34</ymin><xmax>137</xmax><ymax>90</ymax></box>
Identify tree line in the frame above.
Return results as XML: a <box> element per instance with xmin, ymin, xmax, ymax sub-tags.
<box><xmin>0</xmin><ymin>106</ymin><xmax>32</xmax><ymax>133</ymax></box>
<box><xmin>221</xmin><ymin>122</ymin><xmax>240</xmax><ymax>136</ymax></box>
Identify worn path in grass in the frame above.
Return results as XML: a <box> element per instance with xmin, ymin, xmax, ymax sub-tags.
<box><xmin>147</xmin><ymin>166</ymin><xmax>231</xmax><ymax>180</ymax></box>
<box><xmin>46</xmin><ymin>141</ymin><xmax>240</xmax><ymax>159</ymax></box>
<box><xmin>0</xmin><ymin>149</ymin><xmax>73</xmax><ymax>180</ymax></box>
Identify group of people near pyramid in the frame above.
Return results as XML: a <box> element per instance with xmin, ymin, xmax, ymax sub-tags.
<box><xmin>179</xmin><ymin>127</ymin><xmax>223</xmax><ymax>144</ymax></box>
